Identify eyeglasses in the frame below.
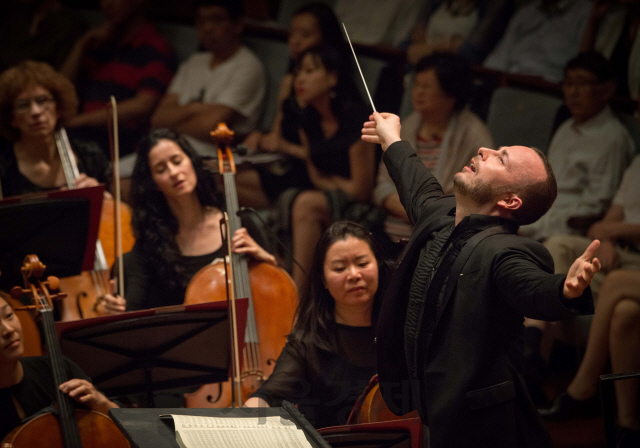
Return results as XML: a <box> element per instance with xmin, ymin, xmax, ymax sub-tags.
<box><xmin>13</xmin><ymin>95</ymin><xmax>55</xmax><ymax>114</ymax></box>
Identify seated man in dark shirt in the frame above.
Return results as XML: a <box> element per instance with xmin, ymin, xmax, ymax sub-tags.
<box><xmin>61</xmin><ymin>0</ymin><xmax>175</xmax><ymax>155</ymax></box>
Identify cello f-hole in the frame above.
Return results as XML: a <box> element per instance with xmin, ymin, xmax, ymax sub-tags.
<box><xmin>206</xmin><ymin>384</ymin><xmax>223</xmax><ymax>404</ymax></box>
<box><xmin>75</xmin><ymin>292</ymin><xmax>88</xmax><ymax>319</ymax></box>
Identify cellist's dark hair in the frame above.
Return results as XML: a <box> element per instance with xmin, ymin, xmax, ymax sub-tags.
<box><xmin>130</xmin><ymin>129</ymin><xmax>222</xmax><ymax>290</ymax></box>
<box><xmin>288</xmin><ymin>221</ymin><xmax>392</xmax><ymax>352</ymax></box>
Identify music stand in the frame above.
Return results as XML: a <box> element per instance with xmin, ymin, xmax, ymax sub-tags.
<box><xmin>0</xmin><ymin>186</ymin><xmax>104</xmax><ymax>290</ymax></box>
<box><xmin>57</xmin><ymin>300</ymin><xmax>248</xmax><ymax>407</ymax></box>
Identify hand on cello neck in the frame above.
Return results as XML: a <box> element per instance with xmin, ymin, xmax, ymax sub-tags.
<box><xmin>231</xmin><ymin>228</ymin><xmax>277</xmax><ymax>266</ymax></box>
<box><xmin>97</xmin><ymin>279</ymin><xmax>126</xmax><ymax>315</ymax></box>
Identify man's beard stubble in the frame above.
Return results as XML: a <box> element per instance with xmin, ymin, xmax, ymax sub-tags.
<box><xmin>453</xmin><ymin>173</ymin><xmax>497</xmax><ymax>205</ymax></box>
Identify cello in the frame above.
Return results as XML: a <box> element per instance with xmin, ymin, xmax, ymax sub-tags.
<box><xmin>57</xmin><ymin>97</ymin><xmax>134</xmax><ymax>320</ymax></box>
<box><xmin>347</xmin><ymin>374</ymin><xmax>419</xmax><ymax>424</ymax></box>
<box><xmin>1</xmin><ymin>255</ymin><xmax>129</xmax><ymax>448</ymax></box>
<box><xmin>183</xmin><ymin>123</ymin><xmax>298</xmax><ymax>407</ymax></box>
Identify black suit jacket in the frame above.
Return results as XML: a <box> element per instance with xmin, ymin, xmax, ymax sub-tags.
<box><xmin>376</xmin><ymin>142</ymin><xmax>594</xmax><ymax>448</ymax></box>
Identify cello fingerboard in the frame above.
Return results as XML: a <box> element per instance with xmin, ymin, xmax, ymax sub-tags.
<box><xmin>39</xmin><ymin>299</ymin><xmax>84</xmax><ymax>448</ymax></box>
<box><xmin>222</xmin><ymin>172</ymin><xmax>259</xmax><ymax>345</ymax></box>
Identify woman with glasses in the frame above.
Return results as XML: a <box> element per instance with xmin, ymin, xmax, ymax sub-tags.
<box><xmin>0</xmin><ymin>61</ymin><xmax>107</xmax><ymax>199</ymax></box>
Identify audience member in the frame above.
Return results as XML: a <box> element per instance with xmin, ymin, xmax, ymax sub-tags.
<box><xmin>484</xmin><ymin>0</ymin><xmax>592</xmax><ymax>82</ymax></box>
<box><xmin>61</xmin><ymin>0</ymin><xmax>176</xmax><ymax>156</ymax></box>
<box><xmin>540</xmin><ymin>157</ymin><xmax>640</xmax><ymax>429</ymax></box>
<box><xmin>520</xmin><ymin>52</ymin><xmax>634</xmax><ymax>242</ymax></box>
<box><xmin>524</xmin><ymin>155</ymin><xmax>640</xmax><ymax>408</ymax></box>
<box><xmin>245</xmin><ymin>221</ymin><xmax>392</xmax><ymax>429</ymax></box>
<box><xmin>540</xmin><ymin>270</ymin><xmax>640</xmax><ymax>448</ymax></box>
<box><xmin>407</xmin><ymin>0</ymin><xmax>514</xmax><ymax>65</ymax></box>
<box><xmin>374</xmin><ymin>53</ymin><xmax>493</xmax><ymax>240</ymax></box>
<box><xmin>277</xmin><ymin>46</ymin><xmax>376</xmax><ymax>291</ymax></box>
<box><xmin>544</xmin><ymin>153</ymin><xmax>640</xmax><ymax>298</ymax></box>
<box><xmin>0</xmin><ymin>61</ymin><xmax>107</xmax><ymax>199</ymax></box>
<box><xmin>580</xmin><ymin>0</ymin><xmax>640</xmax><ymax>99</ymax></box>
<box><xmin>237</xmin><ymin>2</ymin><xmax>347</xmax><ymax>209</ymax></box>
<box><xmin>151</xmin><ymin>0</ymin><xmax>265</xmax><ymax>156</ymax></box>
<box><xmin>520</xmin><ymin>53</ymin><xmax>635</xmax><ymax>407</ymax></box>
<box><xmin>334</xmin><ymin>0</ymin><xmax>422</xmax><ymax>47</ymax></box>
<box><xmin>0</xmin><ymin>0</ymin><xmax>87</xmax><ymax>73</ymax></box>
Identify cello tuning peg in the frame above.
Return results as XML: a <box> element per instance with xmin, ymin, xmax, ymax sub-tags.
<box><xmin>46</xmin><ymin>276</ymin><xmax>60</xmax><ymax>290</ymax></box>
<box><xmin>9</xmin><ymin>286</ymin><xmax>25</xmax><ymax>300</ymax></box>
<box><xmin>52</xmin><ymin>292</ymin><xmax>68</xmax><ymax>303</ymax></box>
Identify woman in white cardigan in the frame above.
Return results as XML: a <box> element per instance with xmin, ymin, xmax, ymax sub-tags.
<box><xmin>373</xmin><ymin>53</ymin><xmax>493</xmax><ymax>240</ymax></box>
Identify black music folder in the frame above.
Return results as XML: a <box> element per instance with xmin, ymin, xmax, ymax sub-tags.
<box><xmin>109</xmin><ymin>402</ymin><xmax>330</xmax><ymax>448</ymax></box>
<box><xmin>0</xmin><ymin>186</ymin><xmax>104</xmax><ymax>289</ymax></box>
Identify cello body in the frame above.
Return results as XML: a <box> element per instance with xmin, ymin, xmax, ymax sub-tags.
<box><xmin>3</xmin><ymin>255</ymin><xmax>129</xmax><ymax>448</ymax></box>
<box><xmin>58</xmin><ymin>197</ymin><xmax>135</xmax><ymax>321</ymax></box>
<box><xmin>183</xmin><ymin>260</ymin><xmax>297</xmax><ymax>407</ymax></box>
<box><xmin>2</xmin><ymin>410</ymin><xmax>129</xmax><ymax>448</ymax></box>
<box><xmin>349</xmin><ymin>375</ymin><xmax>419</xmax><ymax>425</ymax></box>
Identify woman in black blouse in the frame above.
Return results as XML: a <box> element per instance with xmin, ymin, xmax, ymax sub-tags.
<box><xmin>0</xmin><ymin>61</ymin><xmax>107</xmax><ymax>198</ymax></box>
<box><xmin>244</xmin><ymin>221</ymin><xmax>392</xmax><ymax>428</ymax></box>
<box><xmin>240</xmin><ymin>45</ymin><xmax>377</xmax><ymax>290</ymax></box>
<box><xmin>99</xmin><ymin>129</ymin><xmax>275</xmax><ymax>313</ymax></box>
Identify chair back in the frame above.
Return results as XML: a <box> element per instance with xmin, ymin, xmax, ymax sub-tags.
<box><xmin>486</xmin><ymin>87</ymin><xmax>563</xmax><ymax>153</ymax></box>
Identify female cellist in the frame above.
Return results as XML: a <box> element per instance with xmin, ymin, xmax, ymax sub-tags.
<box><xmin>0</xmin><ymin>61</ymin><xmax>132</xmax><ymax>319</ymax></box>
<box><xmin>244</xmin><ymin>221</ymin><xmax>393</xmax><ymax>428</ymax></box>
<box><xmin>0</xmin><ymin>61</ymin><xmax>107</xmax><ymax>198</ymax></box>
<box><xmin>0</xmin><ymin>294</ymin><xmax>118</xmax><ymax>441</ymax></box>
<box><xmin>99</xmin><ymin>129</ymin><xmax>275</xmax><ymax>313</ymax></box>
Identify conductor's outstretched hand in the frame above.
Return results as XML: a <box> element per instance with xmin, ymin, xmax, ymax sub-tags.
<box><xmin>563</xmin><ymin>239</ymin><xmax>601</xmax><ymax>299</ymax></box>
<box><xmin>361</xmin><ymin>113</ymin><xmax>401</xmax><ymax>152</ymax></box>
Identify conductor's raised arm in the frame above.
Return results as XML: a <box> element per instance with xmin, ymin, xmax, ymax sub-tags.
<box><xmin>361</xmin><ymin>113</ymin><xmax>402</xmax><ymax>152</ymax></box>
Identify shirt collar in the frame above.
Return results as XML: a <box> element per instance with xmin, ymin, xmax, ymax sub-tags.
<box><xmin>570</xmin><ymin>106</ymin><xmax>613</xmax><ymax>134</ymax></box>
<box><xmin>454</xmin><ymin>212</ymin><xmax>519</xmax><ymax>233</ymax></box>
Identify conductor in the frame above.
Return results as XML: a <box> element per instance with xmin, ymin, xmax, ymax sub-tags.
<box><xmin>361</xmin><ymin>113</ymin><xmax>601</xmax><ymax>448</ymax></box>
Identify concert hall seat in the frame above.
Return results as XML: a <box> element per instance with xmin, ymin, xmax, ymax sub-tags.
<box><xmin>244</xmin><ymin>36</ymin><xmax>291</xmax><ymax>131</ymax></box>
<box><xmin>486</xmin><ymin>86</ymin><xmax>563</xmax><ymax>154</ymax></box>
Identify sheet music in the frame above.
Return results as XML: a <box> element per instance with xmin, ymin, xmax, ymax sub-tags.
<box><xmin>166</xmin><ymin>415</ymin><xmax>313</xmax><ymax>448</ymax></box>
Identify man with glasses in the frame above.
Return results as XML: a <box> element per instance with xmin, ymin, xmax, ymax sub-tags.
<box><xmin>519</xmin><ymin>51</ymin><xmax>635</xmax><ymax>408</ymax></box>
<box><xmin>520</xmin><ymin>51</ymin><xmax>634</xmax><ymax>244</ymax></box>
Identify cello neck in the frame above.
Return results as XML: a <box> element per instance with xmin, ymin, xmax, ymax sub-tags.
<box><xmin>55</xmin><ymin>128</ymin><xmax>80</xmax><ymax>190</ymax></box>
<box><xmin>54</xmin><ymin>128</ymin><xmax>109</xmax><ymax>274</ymax></box>
<box><xmin>33</xmin><ymin>283</ymin><xmax>84</xmax><ymax>448</ymax></box>
<box><xmin>221</xmin><ymin>170</ymin><xmax>251</xmax><ymax>302</ymax></box>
